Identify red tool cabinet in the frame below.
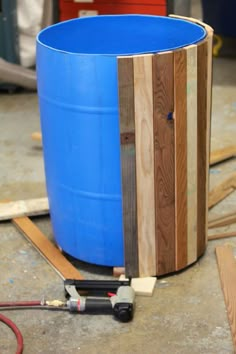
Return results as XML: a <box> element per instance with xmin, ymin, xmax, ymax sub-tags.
<box><xmin>59</xmin><ymin>0</ymin><xmax>167</xmax><ymax>21</ymax></box>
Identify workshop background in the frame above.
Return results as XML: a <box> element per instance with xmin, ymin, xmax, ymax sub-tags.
<box><xmin>1</xmin><ymin>0</ymin><xmax>236</xmax><ymax>353</ymax></box>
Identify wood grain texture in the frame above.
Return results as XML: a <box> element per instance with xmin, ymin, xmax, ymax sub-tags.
<box><xmin>13</xmin><ymin>217</ymin><xmax>84</xmax><ymax>280</ymax></box>
<box><xmin>152</xmin><ymin>52</ymin><xmax>175</xmax><ymax>275</ymax></box>
<box><xmin>197</xmin><ymin>40</ymin><xmax>208</xmax><ymax>257</ymax></box>
<box><xmin>133</xmin><ymin>54</ymin><xmax>156</xmax><ymax>277</ymax></box>
<box><xmin>210</xmin><ymin>146</ymin><xmax>236</xmax><ymax>166</ymax></box>
<box><xmin>174</xmin><ymin>49</ymin><xmax>188</xmax><ymax>270</ymax></box>
<box><xmin>186</xmin><ymin>45</ymin><xmax>198</xmax><ymax>265</ymax></box>
<box><xmin>215</xmin><ymin>245</ymin><xmax>236</xmax><ymax>350</ymax></box>
<box><xmin>118</xmin><ymin>56</ymin><xmax>139</xmax><ymax>277</ymax></box>
<box><xmin>0</xmin><ymin>197</ymin><xmax>49</xmax><ymax>221</ymax></box>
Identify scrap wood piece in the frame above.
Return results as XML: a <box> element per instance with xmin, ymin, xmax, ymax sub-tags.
<box><xmin>209</xmin><ymin>211</ymin><xmax>236</xmax><ymax>229</ymax></box>
<box><xmin>119</xmin><ymin>274</ymin><xmax>156</xmax><ymax>297</ymax></box>
<box><xmin>0</xmin><ymin>197</ymin><xmax>49</xmax><ymax>221</ymax></box>
<box><xmin>13</xmin><ymin>217</ymin><xmax>83</xmax><ymax>280</ymax></box>
<box><xmin>210</xmin><ymin>146</ymin><xmax>236</xmax><ymax>166</ymax></box>
<box><xmin>208</xmin><ymin>232</ymin><xmax>236</xmax><ymax>241</ymax></box>
<box><xmin>208</xmin><ymin>173</ymin><xmax>236</xmax><ymax>209</ymax></box>
<box><xmin>31</xmin><ymin>132</ymin><xmax>42</xmax><ymax>142</ymax></box>
<box><xmin>215</xmin><ymin>245</ymin><xmax>236</xmax><ymax>349</ymax></box>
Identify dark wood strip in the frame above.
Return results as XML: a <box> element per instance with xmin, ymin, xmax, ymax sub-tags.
<box><xmin>118</xmin><ymin>56</ymin><xmax>139</xmax><ymax>277</ymax></box>
<box><xmin>197</xmin><ymin>40</ymin><xmax>208</xmax><ymax>257</ymax></box>
<box><xmin>174</xmin><ymin>49</ymin><xmax>188</xmax><ymax>270</ymax></box>
<box><xmin>152</xmin><ymin>52</ymin><xmax>175</xmax><ymax>275</ymax></box>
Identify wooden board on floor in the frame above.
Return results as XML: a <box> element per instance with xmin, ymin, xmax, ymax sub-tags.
<box><xmin>215</xmin><ymin>245</ymin><xmax>236</xmax><ymax>349</ymax></box>
<box><xmin>208</xmin><ymin>172</ymin><xmax>236</xmax><ymax>209</ymax></box>
<box><xmin>152</xmin><ymin>52</ymin><xmax>175</xmax><ymax>275</ymax></box>
<box><xmin>210</xmin><ymin>146</ymin><xmax>236</xmax><ymax>166</ymax></box>
<box><xmin>186</xmin><ymin>45</ymin><xmax>198</xmax><ymax>265</ymax></box>
<box><xmin>133</xmin><ymin>54</ymin><xmax>156</xmax><ymax>277</ymax></box>
<box><xmin>118</xmin><ymin>56</ymin><xmax>139</xmax><ymax>278</ymax></box>
<box><xmin>13</xmin><ymin>217</ymin><xmax>83</xmax><ymax>280</ymax></box>
<box><xmin>209</xmin><ymin>211</ymin><xmax>236</xmax><ymax>229</ymax></box>
<box><xmin>197</xmin><ymin>39</ymin><xmax>208</xmax><ymax>257</ymax></box>
<box><xmin>208</xmin><ymin>232</ymin><xmax>236</xmax><ymax>241</ymax></box>
<box><xmin>0</xmin><ymin>197</ymin><xmax>49</xmax><ymax>221</ymax></box>
<box><xmin>174</xmin><ymin>49</ymin><xmax>188</xmax><ymax>270</ymax></box>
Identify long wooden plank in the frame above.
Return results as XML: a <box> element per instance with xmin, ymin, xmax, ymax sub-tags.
<box><xmin>215</xmin><ymin>245</ymin><xmax>236</xmax><ymax>350</ymax></box>
<box><xmin>208</xmin><ymin>172</ymin><xmax>236</xmax><ymax>209</ymax></box>
<box><xmin>197</xmin><ymin>40</ymin><xmax>208</xmax><ymax>257</ymax></box>
<box><xmin>186</xmin><ymin>45</ymin><xmax>198</xmax><ymax>265</ymax></box>
<box><xmin>13</xmin><ymin>217</ymin><xmax>84</xmax><ymax>280</ymax></box>
<box><xmin>208</xmin><ymin>232</ymin><xmax>236</xmax><ymax>241</ymax></box>
<box><xmin>118</xmin><ymin>56</ymin><xmax>139</xmax><ymax>278</ymax></box>
<box><xmin>0</xmin><ymin>198</ymin><xmax>49</xmax><ymax>221</ymax></box>
<box><xmin>210</xmin><ymin>146</ymin><xmax>236</xmax><ymax>166</ymax></box>
<box><xmin>209</xmin><ymin>211</ymin><xmax>236</xmax><ymax>229</ymax></box>
<box><xmin>174</xmin><ymin>49</ymin><xmax>188</xmax><ymax>270</ymax></box>
<box><xmin>152</xmin><ymin>52</ymin><xmax>175</xmax><ymax>275</ymax></box>
<box><xmin>133</xmin><ymin>54</ymin><xmax>156</xmax><ymax>277</ymax></box>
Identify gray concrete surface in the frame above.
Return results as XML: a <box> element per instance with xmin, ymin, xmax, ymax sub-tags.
<box><xmin>1</xmin><ymin>6</ymin><xmax>236</xmax><ymax>354</ymax></box>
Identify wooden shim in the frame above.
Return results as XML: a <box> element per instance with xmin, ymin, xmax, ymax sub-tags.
<box><xmin>186</xmin><ymin>45</ymin><xmax>198</xmax><ymax>265</ymax></box>
<box><xmin>118</xmin><ymin>56</ymin><xmax>139</xmax><ymax>278</ymax></box>
<box><xmin>133</xmin><ymin>54</ymin><xmax>156</xmax><ymax>277</ymax></box>
<box><xmin>31</xmin><ymin>132</ymin><xmax>42</xmax><ymax>142</ymax></box>
<box><xmin>209</xmin><ymin>212</ymin><xmax>236</xmax><ymax>229</ymax></box>
<box><xmin>0</xmin><ymin>197</ymin><xmax>49</xmax><ymax>221</ymax></box>
<box><xmin>210</xmin><ymin>146</ymin><xmax>236</xmax><ymax>166</ymax></box>
<box><xmin>215</xmin><ymin>245</ymin><xmax>236</xmax><ymax>349</ymax></box>
<box><xmin>174</xmin><ymin>49</ymin><xmax>188</xmax><ymax>270</ymax></box>
<box><xmin>13</xmin><ymin>217</ymin><xmax>83</xmax><ymax>280</ymax></box>
<box><xmin>152</xmin><ymin>52</ymin><xmax>175</xmax><ymax>275</ymax></box>
<box><xmin>208</xmin><ymin>232</ymin><xmax>236</xmax><ymax>241</ymax></box>
<box><xmin>197</xmin><ymin>40</ymin><xmax>208</xmax><ymax>257</ymax></box>
<box><xmin>208</xmin><ymin>172</ymin><xmax>236</xmax><ymax>209</ymax></box>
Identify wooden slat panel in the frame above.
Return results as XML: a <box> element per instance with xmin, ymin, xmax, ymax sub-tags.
<box><xmin>186</xmin><ymin>45</ymin><xmax>198</xmax><ymax>265</ymax></box>
<box><xmin>174</xmin><ymin>49</ymin><xmax>188</xmax><ymax>270</ymax></box>
<box><xmin>118</xmin><ymin>56</ymin><xmax>139</xmax><ymax>278</ymax></box>
<box><xmin>152</xmin><ymin>52</ymin><xmax>175</xmax><ymax>275</ymax></box>
<box><xmin>133</xmin><ymin>54</ymin><xmax>156</xmax><ymax>277</ymax></box>
<box><xmin>215</xmin><ymin>245</ymin><xmax>236</xmax><ymax>350</ymax></box>
<box><xmin>197</xmin><ymin>40</ymin><xmax>208</xmax><ymax>257</ymax></box>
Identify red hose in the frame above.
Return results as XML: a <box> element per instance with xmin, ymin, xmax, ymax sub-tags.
<box><xmin>0</xmin><ymin>313</ymin><xmax>24</xmax><ymax>354</ymax></box>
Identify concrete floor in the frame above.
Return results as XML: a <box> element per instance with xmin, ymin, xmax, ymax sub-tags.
<box><xmin>1</xmin><ymin>13</ymin><xmax>236</xmax><ymax>354</ymax></box>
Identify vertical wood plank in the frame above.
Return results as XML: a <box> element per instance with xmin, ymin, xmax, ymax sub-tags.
<box><xmin>118</xmin><ymin>56</ymin><xmax>139</xmax><ymax>277</ymax></box>
<box><xmin>205</xmin><ymin>31</ymin><xmax>213</xmax><ymax>246</ymax></box>
<box><xmin>152</xmin><ymin>52</ymin><xmax>175</xmax><ymax>275</ymax></box>
<box><xmin>197</xmin><ymin>40</ymin><xmax>208</xmax><ymax>257</ymax></box>
<box><xmin>133</xmin><ymin>54</ymin><xmax>156</xmax><ymax>277</ymax></box>
<box><xmin>186</xmin><ymin>45</ymin><xmax>198</xmax><ymax>265</ymax></box>
<box><xmin>174</xmin><ymin>49</ymin><xmax>188</xmax><ymax>270</ymax></box>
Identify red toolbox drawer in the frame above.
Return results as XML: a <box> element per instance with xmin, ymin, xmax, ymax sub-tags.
<box><xmin>59</xmin><ymin>1</ymin><xmax>167</xmax><ymax>21</ymax></box>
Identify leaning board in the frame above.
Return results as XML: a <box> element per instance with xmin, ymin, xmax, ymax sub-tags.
<box><xmin>118</xmin><ymin>17</ymin><xmax>213</xmax><ymax>277</ymax></box>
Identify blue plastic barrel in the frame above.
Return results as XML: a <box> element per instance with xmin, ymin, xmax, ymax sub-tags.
<box><xmin>36</xmin><ymin>15</ymin><xmax>205</xmax><ymax>267</ymax></box>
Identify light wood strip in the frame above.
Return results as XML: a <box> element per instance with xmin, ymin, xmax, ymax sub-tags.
<box><xmin>186</xmin><ymin>45</ymin><xmax>198</xmax><ymax>265</ymax></box>
<box><xmin>174</xmin><ymin>49</ymin><xmax>188</xmax><ymax>270</ymax></box>
<box><xmin>0</xmin><ymin>198</ymin><xmax>49</xmax><ymax>221</ymax></box>
<box><xmin>133</xmin><ymin>54</ymin><xmax>156</xmax><ymax>277</ymax></box>
<box><xmin>152</xmin><ymin>52</ymin><xmax>175</xmax><ymax>275</ymax></box>
<box><xmin>13</xmin><ymin>217</ymin><xmax>84</xmax><ymax>280</ymax></box>
<box><xmin>208</xmin><ymin>172</ymin><xmax>236</xmax><ymax>209</ymax></box>
<box><xmin>210</xmin><ymin>146</ymin><xmax>236</xmax><ymax>166</ymax></box>
<box><xmin>118</xmin><ymin>56</ymin><xmax>139</xmax><ymax>278</ymax></box>
<box><xmin>215</xmin><ymin>245</ymin><xmax>236</xmax><ymax>350</ymax></box>
<box><xmin>209</xmin><ymin>211</ymin><xmax>236</xmax><ymax>229</ymax></box>
<box><xmin>197</xmin><ymin>40</ymin><xmax>208</xmax><ymax>257</ymax></box>
<box><xmin>208</xmin><ymin>232</ymin><xmax>236</xmax><ymax>241</ymax></box>
<box><xmin>205</xmin><ymin>29</ymin><xmax>213</xmax><ymax>246</ymax></box>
